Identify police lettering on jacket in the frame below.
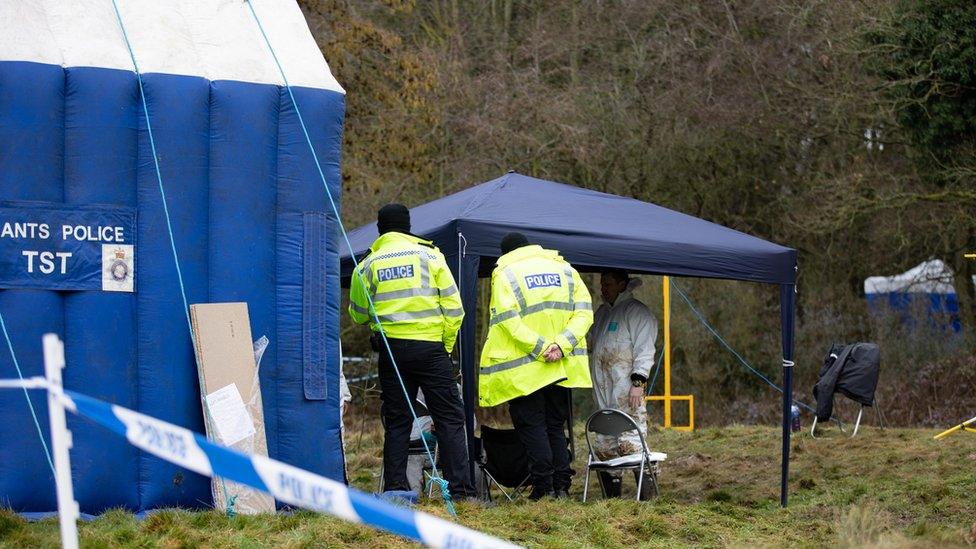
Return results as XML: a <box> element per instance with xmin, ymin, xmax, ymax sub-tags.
<box><xmin>376</xmin><ymin>264</ymin><xmax>414</xmax><ymax>282</ymax></box>
<box><xmin>524</xmin><ymin>273</ymin><xmax>561</xmax><ymax>289</ymax></box>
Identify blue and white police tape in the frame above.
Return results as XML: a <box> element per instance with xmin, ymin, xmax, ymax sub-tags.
<box><xmin>0</xmin><ymin>379</ymin><xmax>519</xmax><ymax>549</ymax></box>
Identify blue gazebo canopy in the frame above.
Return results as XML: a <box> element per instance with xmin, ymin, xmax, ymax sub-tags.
<box><xmin>340</xmin><ymin>172</ymin><xmax>799</xmax><ymax>506</ymax></box>
<box><xmin>340</xmin><ymin>172</ymin><xmax>795</xmax><ymax>283</ymax></box>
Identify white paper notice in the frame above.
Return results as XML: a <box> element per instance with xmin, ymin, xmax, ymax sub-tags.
<box><xmin>205</xmin><ymin>384</ymin><xmax>256</xmax><ymax>446</ymax></box>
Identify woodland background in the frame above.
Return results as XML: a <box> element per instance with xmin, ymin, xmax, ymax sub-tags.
<box><xmin>300</xmin><ymin>0</ymin><xmax>976</xmax><ymax>427</ymax></box>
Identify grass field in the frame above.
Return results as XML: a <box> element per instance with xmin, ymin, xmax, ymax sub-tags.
<box><xmin>2</xmin><ymin>423</ymin><xmax>975</xmax><ymax>548</ymax></box>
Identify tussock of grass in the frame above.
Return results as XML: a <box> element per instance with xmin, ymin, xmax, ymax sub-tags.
<box><xmin>2</xmin><ymin>425</ymin><xmax>974</xmax><ymax>547</ymax></box>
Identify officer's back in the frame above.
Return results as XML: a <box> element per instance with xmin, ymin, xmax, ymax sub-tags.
<box><xmin>479</xmin><ymin>232</ymin><xmax>593</xmax><ymax>499</ymax></box>
<box><xmin>347</xmin><ymin>203</ymin><xmax>474</xmax><ymax>500</ymax></box>
<box><xmin>349</xmin><ymin>224</ymin><xmax>463</xmax><ymax>351</ymax></box>
<box><xmin>480</xmin><ymin>235</ymin><xmax>592</xmax><ymax>408</ymax></box>
<box><xmin>497</xmin><ymin>247</ymin><xmax>573</xmax><ymax>338</ymax></box>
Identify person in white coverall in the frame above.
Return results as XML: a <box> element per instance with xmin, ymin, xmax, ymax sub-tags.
<box><xmin>587</xmin><ymin>269</ymin><xmax>658</xmax><ymax>498</ymax></box>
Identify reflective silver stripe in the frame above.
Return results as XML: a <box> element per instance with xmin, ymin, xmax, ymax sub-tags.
<box><xmin>523</xmin><ymin>301</ymin><xmax>574</xmax><ymax>315</ymax></box>
<box><xmin>440</xmin><ymin>284</ymin><xmax>459</xmax><ymax>297</ymax></box>
<box><xmin>574</xmin><ymin>301</ymin><xmax>592</xmax><ymax>311</ymax></box>
<box><xmin>489</xmin><ymin>310</ymin><xmax>519</xmax><ymax>326</ymax></box>
<box><xmin>420</xmin><ymin>255</ymin><xmax>430</xmax><ymax>288</ymax></box>
<box><xmin>503</xmin><ymin>268</ymin><xmax>527</xmax><ymax>312</ymax></box>
<box><xmin>490</xmin><ymin>301</ymin><xmax>576</xmax><ymax>324</ymax></box>
<box><xmin>352</xmin><ymin>266</ymin><xmax>376</xmax><ymax>296</ymax></box>
<box><xmin>482</xmin><ymin>345</ymin><xmax>586</xmax><ymax>375</ymax></box>
<box><xmin>441</xmin><ymin>307</ymin><xmax>464</xmax><ymax>318</ymax></box>
<box><xmin>564</xmin><ymin>266</ymin><xmax>574</xmax><ymax>309</ymax></box>
<box><xmin>532</xmin><ymin>337</ymin><xmax>547</xmax><ymax>357</ymax></box>
<box><xmin>560</xmin><ymin>329</ymin><xmax>578</xmax><ymax>348</ymax></box>
<box><xmin>368</xmin><ymin>270</ymin><xmax>378</xmax><ymax>296</ymax></box>
<box><xmin>376</xmin><ymin>308</ymin><xmax>444</xmax><ymax>323</ymax></box>
<box><xmin>374</xmin><ymin>287</ymin><xmax>440</xmax><ymax>302</ymax></box>
<box><xmin>481</xmin><ymin>354</ymin><xmax>536</xmax><ymax>375</ymax></box>
<box><xmin>359</xmin><ymin>255</ymin><xmax>380</xmax><ymax>277</ymax></box>
<box><xmin>350</xmin><ymin>302</ymin><xmax>370</xmax><ymax>315</ymax></box>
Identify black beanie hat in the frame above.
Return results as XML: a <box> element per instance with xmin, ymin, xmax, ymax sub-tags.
<box><xmin>500</xmin><ymin>232</ymin><xmax>530</xmax><ymax>255</ymax></box>
<box><xmin>377</xmin><ymin>203</ymin><xmax>411</xmax><ymax>234</ymax></box>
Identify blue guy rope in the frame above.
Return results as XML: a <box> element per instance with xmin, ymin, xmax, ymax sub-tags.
<box><xmin>0</xmin><ymin>311</ymin><xmax>55</xmax><ymax>475</ymax></box>
<box><xmin>108</xmin><ymin>0</ymin><xmax>235</xmax><ymax>516</ymax></box>
<box><xmin>667</xmin><ymin>279</ymin><xmax>824</xmax><ymax>418</ymax></box>
<box><xmin>243</xmin><ymin>0</ymin><xmax>456</xmax><ymax>515</ymax></box>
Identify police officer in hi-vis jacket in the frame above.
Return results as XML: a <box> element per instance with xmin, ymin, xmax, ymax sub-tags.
<box><xmin>349</xmin><ymin>204</ymin><xmax>475</xmax><ymax>500</ymax></box>
<box><xmin>479</xmin><ymin>232</ymin><xmax>593</xmax><ymax>499</ymax></box>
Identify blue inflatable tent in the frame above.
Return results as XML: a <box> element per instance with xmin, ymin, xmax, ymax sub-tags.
<box><xmin>340</xmin><ymin>172</ymin><xmax>799</xmax><ymax>506</ymax></box>
<box><xmin>865</xmin><ymin>260</ymin><xmax>963</xmax><ymax>333</ymax></box>
<box><xmin>0</xmin><ymin>0</ymin><xmax>345</xmax><ymax>513</ymax></box>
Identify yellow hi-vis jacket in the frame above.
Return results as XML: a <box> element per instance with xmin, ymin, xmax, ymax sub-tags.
<box><xmin>348</xmin><ymin>232</ymin><xmax>464</xmax><ymax>353</ymax></box>
<box><xmin>479</xmin><ymin>245</ymin><xmax>593</xmax><ymax>407</ymax></box>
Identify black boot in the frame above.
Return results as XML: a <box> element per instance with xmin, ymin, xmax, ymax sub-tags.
<box><xmin>528</xmin><ymin>475</ymin><xmax>555</xmax><ymax>500</ymax></box>
<box><xmin>633</xmin><ymin>470</ymin><xmax>657</xmax><ymax>501</ymax></box>
<box><xmin>528</xmin><ymin>487</ymin><xmax>555</xmax><ymax>500</ymax></box>
<box><xmin>597</xmin><ymin>472</ymin><xmax>622</xmax><ymax>498</ymax></box>
<box><xmin>553</xmin><ymin>476</ymin><xmax>571</xmax><ymax>500</ymax></box>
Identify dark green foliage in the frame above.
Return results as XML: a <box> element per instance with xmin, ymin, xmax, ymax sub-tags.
<box><xmin>869</xmin><ymin>0</ymin><xmax>976</xmax><ymax>160</ymax></box>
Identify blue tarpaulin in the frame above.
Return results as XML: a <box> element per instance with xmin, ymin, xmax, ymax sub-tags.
<box><xmin>340</xmin><ymin>172</ymin><xmax>799</xmax><ymax>505</ymax></box>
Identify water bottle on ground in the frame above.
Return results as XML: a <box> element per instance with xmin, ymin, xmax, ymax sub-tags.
<box><xmin>791</xmin><ymin>404</ymin><xmax>801</xmax><ymax>433</ymax></box>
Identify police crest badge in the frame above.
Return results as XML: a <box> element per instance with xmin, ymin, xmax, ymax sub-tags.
<box><xmin>102</xmin><ymin>244</ymin><xmax>135</xmax><ymax>292</ymax></box>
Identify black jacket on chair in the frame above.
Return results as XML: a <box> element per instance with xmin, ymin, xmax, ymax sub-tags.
<box><xmin>813</xmin><ymin>342</ymin><xmax>880</xmax><ymax>422</ymax></box>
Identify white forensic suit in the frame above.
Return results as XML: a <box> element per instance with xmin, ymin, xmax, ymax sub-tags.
<box><xmin>338</xmin><ymin>343</ymin><xmax>352</xmax><ymax>474</ymax></box>
<box><xmin>587</xmin><ymin>278</ymin><xmax>658</xmax><ymax>459</ymax></box>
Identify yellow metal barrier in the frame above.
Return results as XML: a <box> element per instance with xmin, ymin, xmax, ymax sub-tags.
<box><xmin>647</xmin><ymin>394</ymin><xmax>694</xmax><ymax>431</ymax></box>
<box><xmin>646</xmin><ymin>276</ymin><xmax>696</xmax><ymax>431</ymax></box>
<box><xmin>933</xmin><ymin>415</ymin><xmax>976</xmax><ymax>440</ymax></box>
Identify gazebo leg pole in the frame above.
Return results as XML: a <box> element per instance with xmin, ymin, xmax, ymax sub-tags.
<box><xmin>780</xmin><ymin>283</ymin><xmax>796</xmax><ymax>508</ymax></box>
<box><xmin>781</xmin><ymin>356</ymin><xmax>792</xmax><ymax>507</ymax></box>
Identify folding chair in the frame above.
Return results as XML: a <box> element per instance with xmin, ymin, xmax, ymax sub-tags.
<box><xmin>583</xmin><ymin>409</ymin><xmax>666</xmax><ymax>502</ymax></box>
<box><xmin>477</xmin><ymin>426</ymin><xmax>531</xmax><ymax>502</ymax></box>
<box><xmin>377</xmin><ymin>400</ymin><xmax>438</xmax><ymax>494</ymax></box>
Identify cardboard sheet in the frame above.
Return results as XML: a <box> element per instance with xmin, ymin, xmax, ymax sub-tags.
<box><xmin>190</xmin><ymin>302</ymin><xmax>275</xmax><ymax>514</ymax></box>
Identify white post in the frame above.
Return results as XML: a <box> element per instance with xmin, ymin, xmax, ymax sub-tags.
<box><xmin>42</xmin><ymin>333</ymin><xmax>79</xmax><ymax>549</ymax></box>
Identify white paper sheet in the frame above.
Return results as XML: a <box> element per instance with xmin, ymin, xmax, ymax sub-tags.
<box><xmin>205</xmin><ymin>383</ymin><xmax>256</xmax><ymax>446</ymax></box>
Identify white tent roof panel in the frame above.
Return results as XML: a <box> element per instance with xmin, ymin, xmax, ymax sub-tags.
<box><xmin>0</xmin><ymin>0</ymin><xmax>343</xmax><ymax>93</ymax></box>
<box><xmin>864</xmin><ymin>259</ymin><xmax>957</xmax><ymax>295</ymax></box>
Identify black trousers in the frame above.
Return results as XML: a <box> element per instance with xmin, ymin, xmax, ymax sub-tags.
<box><xmin>378</xmin><ymin>338</ymin><xmax>475</xmax><ymax>498</ymax></box>
<box><xmin>508</xmin><ymin>383</ymin><xmax>572</xmax><ymax>492</ymax></box>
